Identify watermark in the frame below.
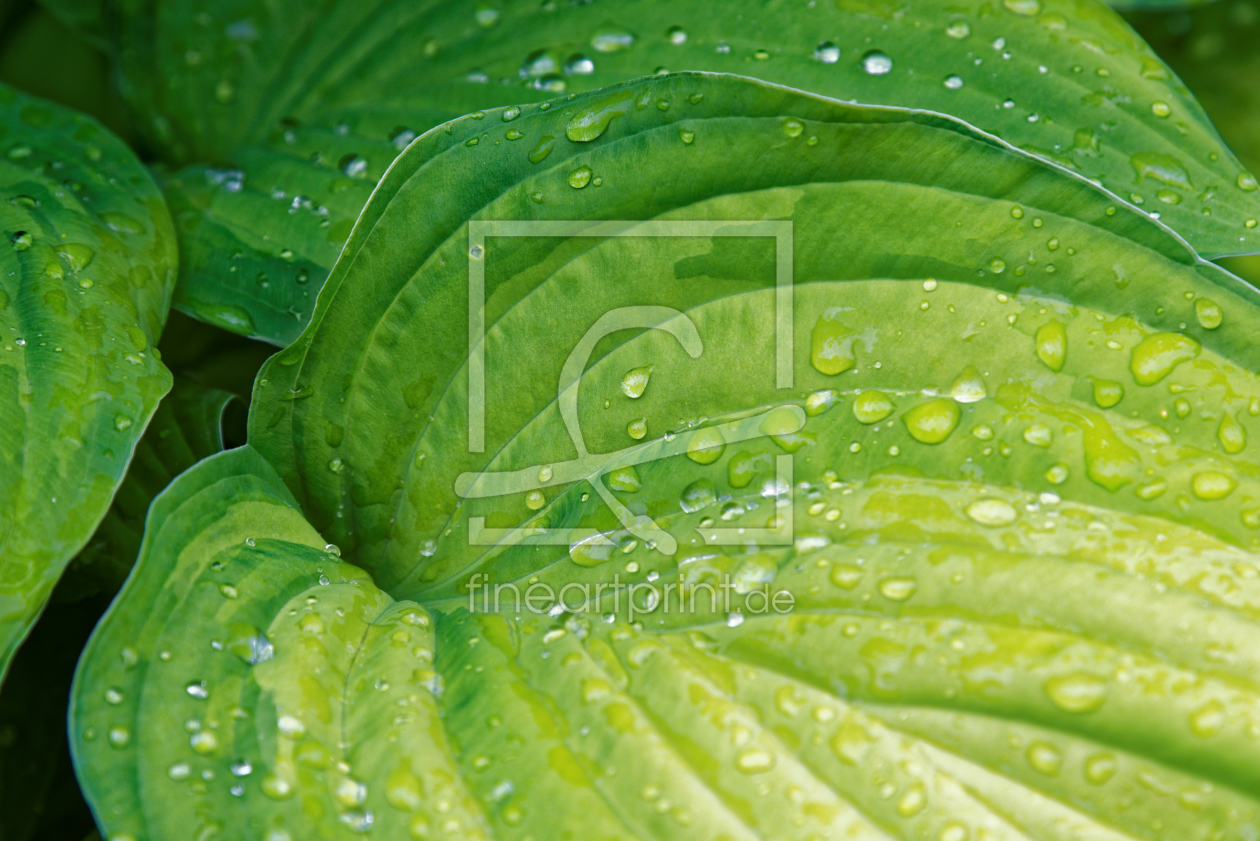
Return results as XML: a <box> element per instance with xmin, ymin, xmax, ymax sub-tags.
<box><xmin>466</xmin><ymin>572</ymin><xmax>796</xmax><ymax>624</ymax></box>
<box><xmin>457</xmin><ymin>220</ymin><xmax>796</xmax><ymax>556</ymax></box>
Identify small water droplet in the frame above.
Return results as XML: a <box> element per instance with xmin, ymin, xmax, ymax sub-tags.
<box><xmin>965</xmin><ymin>498</ymin><xmax>1017</xmax><ymax>526</ymax></box>
<box><xmin>861</xmin><ymin>50</ymin><xmax>893</xmax><ymax>75</ymax></box>
<box><xmin>943</xmin><ymin>74</ymin><xmax>963</xmax><ymax>89</ymax></box>
<box><xmin>814</xmin><ymin>41</ymin><xmax>840</xmax><ymax>63</ymax></box>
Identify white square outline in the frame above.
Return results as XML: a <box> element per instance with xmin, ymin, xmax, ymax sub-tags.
<box><xmin>465</xmin><ymin>219</ymin><xmax>795</xmax><ymax>549</ymax></box>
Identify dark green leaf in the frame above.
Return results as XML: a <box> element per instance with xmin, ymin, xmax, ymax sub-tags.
<box><xmin>0</xmin><ymin>82</ymin><xmax>177</xmax><ymax>679</ymax></box>
<box><xmin>136</xmin><ymin>0</ymin><xmax>1260</xmax><ymax>344</ymax></box>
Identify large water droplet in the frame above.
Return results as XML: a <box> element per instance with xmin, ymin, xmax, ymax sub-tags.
<box><xmin>1219</xmin><ymin>412</ymin><xmax>1247</xmax><ymax>454</ymax></box>
<box><xmin>810</xmin><ymin>309</ymin><xmax>857</xmax><ymax>374</ymax></box>
<box><xmin>853</xmin><ymin>391</ymin><xmax>894</xmax><ymax>424</ymax></box>
<box><xmin>1035</xmin><ymin>320</ymin><xmax>1067</xmax><ymax>371</ymax></box>
<box><xmin>686</xmin><ymin>427</ymin><xmax>725</xmax><ymax>464</ymax></box>
<box><xmin>965</xmin><ymin>498</ymin><xmax>1017</xmax><ymax>526</ymax></box>
<box><xmin>1044</xmin><ymin>673</ymin><xmax>1107</xmax><ymax>713</ymax></box>
<box><xmin>814</xmin><ymin>41</ymin><xmax>840</xmax><ymax>63</ymax></box>
<box><xmin>620</xmin><ymin>365</ymin><xmax>653</xmax><ymax>398</ymax></box>
<box><xmin>949</xmin><ymin>365</ymin><xmax>986</xmax><ymax>403</ymax></box>
<box><xmin>1130</xmin><ymin>332</ymin><xmax>1199</xmax><ymax>385</ymax></box>
<box><xmin>902</xmin><ymin>399</ymin><xmax>960</xmax><ymax>444</ymax></box>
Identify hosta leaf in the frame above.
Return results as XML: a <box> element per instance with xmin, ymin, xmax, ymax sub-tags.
<box><xmin>75</xmin><ymin>71</ymin><xmax>1260</xmax><ymax>838</ymax></box>
<box><xmin>140</xmin><ymin>0</ymin><xmax>1260</xmax><ymax>344</ymax></box>
<box><xmin>249</xmin><ymin>71</ymin><xmax>1260</xmax><ymax>588</ymax></box>
<box><xmin>67</xmin><ymin>379</ymin><xmax>239</xmax><ymax>599</ymax></box>
<box><xmin>73</xmin><ymin>392</ymin><xmax>1260</xmax><ymax>834</ymax></box>
<box><xmin>0</xmin><ymin>83</ymin><xmax>176</xmax><ymax>679</ymax></box>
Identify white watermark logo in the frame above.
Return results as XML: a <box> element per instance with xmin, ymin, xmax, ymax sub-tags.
<box><xmin>458</xmin><ymin>220</ymin><xmax>796</xmax><ymax>556</ymax></box>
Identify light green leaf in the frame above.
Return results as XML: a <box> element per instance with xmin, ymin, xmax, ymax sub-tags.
<box><xmin>0</xmin><ymin>82</ymin><xmax>176</xmax><ymax>679</ymax></box>
<box><xmin>74</xmin><ymin>71</ymin><xmax>1260</xmax><ymax>838</ymax></box>
<box><xmin>249</xmin><ymin>71</ymin><xmax>1260</xmax><ymax>589</ymax></box>
<box><xmin>143</xmin><ymin>0</ymin><xmax>1260</xmax><ymax>344</ymax></box>
<box><xmin>67</xmin><ymin>379</ymin><xmax>239</xmax><ymax>600</ymax></box>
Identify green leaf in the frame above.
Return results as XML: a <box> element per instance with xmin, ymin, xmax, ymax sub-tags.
<box><xmin>73</xmin><ymin>412</ymin><xmax>1260</xmax><ymax>833</ymax></box>
<box><xmin>0</xmin><ymin>82</ymin><xmax>176</xmax><ymax>680</ymax></box>
<box><xmin>142</xmin><ymin>0</ymin><xmax>1260</xmax><ymax>345</ymax></box>
<box><xmin>74</xmin><ymin>71</ymin><xmax>1260</xmax><ymax>838</ymax></box>
<box><xmin>1</xmin><ymin>592</ymin><xmax>105</xmax><ymax>841</ymax></box>
<box><xmin>66</xmin><ymin>379</ymin><xmax>239</xmax><ymax>600</ymax></box>
<box><xmin>249</xmin><ymin>71</ymin><xmax>1260</xmax><ymax>587</ymax></box>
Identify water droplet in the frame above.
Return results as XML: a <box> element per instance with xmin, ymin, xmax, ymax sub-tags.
<box><xmin>1239</xmin><ymin>172</ymin><xmax>1259</xmax><ymax>192</ymax></box>
<box><xmin>262</xmin><ymin>775</ymin><xmax>294</xmax><ymax>799</ymax></box>
<box><xmin>852</xmin><ymin>391</ymin><xmax>894</xmax><ymax>424</ymax></box>
<box><xmin>943</xmin><ymin>74</ymin><xmax>963</xmax><ymax>90</ymax></box>
<box><xmin>1150</xmin><ymin>101</ymin><xmax>1171</xmax><ymax>118</ymax></box>
<box><xmin>1045</xmin><ymin>464</ymin><xmax>1069</xmax><ymax>484</ymax></box>
<box><xmin>1219</xmin><ymin>412</ymin><xmax>1247</xmax><ymax>454</ymax></box>
<box><xmin>231</xmin><ymin>759</ymin><xmax>254</xmax><ymax>777</ymax></box>
<box><xmin>620</xmin><ymin>365</ymin><xmax>653</xmax><ymax>398</ymax></box>
<box><xmin>814</xmin><ymin>41</ymin><xmax>840</xmax><ymax>63</ymax></box>
<box><xmin>108</xmin><ymin>726</ymin><xmax>130</xmax><ymax>748</ymax></box>
<box><xmin>1190</xmin><ymin>700</ymin><xmax>1225</xmax><ymax>737</ymax></box>
<box><xmin>475</xmin><ymin>4</ymin><xmax>499</xmax><ymax>26</ymax></box>
<box><xmin>565</xmin><ymin>54</ymin><xmax>595</xmax><ymax>75</ymax></box>
<box><xmin>1192</xmin><ymin>471</ymin><xmax>1236</xmax><ymax>500</ymax></box>
<box><xmin>186</xmin><ymin>681</ymin><xmax>209</xmax><ymax>699</ymax></box>
<box><xmin>1004</xmin><ymin>0</ymin><xmax>1041</xmax><ymax>14</ymax></box>
<box><xmin>861</xmin><ymin>50</ymin><xmax>893</xmax><ymax>75</ymax></box>
<box><xmin>811</xmin><ymin>309</ymin><xmax>857</xmax><ymax>374</ymax></box>
<box><xmin>219</xmin><ymin>584</ymin><xmax>238</xmax><ymax>599</ymax></box>
<box><xmin>1130</xmin><ymin>332</ymin><xmax>1199</xmax><ymax>385</ymax></box>
<box><xmin>591</xmin><ymin>24</ymin><xmax>635</xmax><ymax>53</ymax></box>
<box><xmin>1085</xmin><ymin>753</ymin><xmax>1117</xmax><ymax>784</ymax></box>
<box><xmin>686</xmin><ymin>427</ymin><xmax>725</xmax><ymax>464</ymax></box>
<box><xmin>1092</xmin><ymin>379</ymin><xmax>1124</xmax><ymax>408</ymax></box>
<box><xmin>526</xmin><ymin>490</ymin><xmax>546</xmax><ymax>510</ymax></box>
<box><xmin>627</xmin><ymin>417</ymin><xmax>647</xmax><ymax>439</ymax></box>
<box><xmin>903</xmin><ymin>399</ymin><xmax>960</xmax><ymax>444</ymax></box>
<box><xmin>950</xmin><ymin>366</ymin><xmax>986</xmax><ymax>403</ymax></box>
<box><xmin>668</xmin><ymin>26</ymin><xmax>688</xmax><ymax>45</ymax></box>
<box><xmin>989</xmin><ymin>257</ymin><xmax>1006</xmax><ymax>274</ymax></box>
<box><xmin>339</xmin><ymin>154</ymin><xmax>368</xmax><ymax>177</ymax></box>
<box><xmin>1044</xmin><ymin>673</ymin><xmax>1107</xmax><ymax>713</ymax></box>
<box><xmin>896</xmin><ymin>782</ymin><xmax>927</xmax><ymax>816</ymax></box>
<box><xmin>735</xmin><ymin>747</ymin><xmax>775</xmax><ymax>774</ymax></box>
<box><xmin>829</xmin><ymin>564</ymin><xmax>864</xmax><ymax>590</ymax></box>
<box><xmin>1026</xmin><ymin>741</ymin><xmax>1062</xmax><ymax>775</ymax></box>
<box><xmin>681</xmin><ymin>479</ymin><xmax>717</xmax><ymax>513</ymax></box>
<box><xmin>1035</xmin><ymin>320</ymin><xmax>1068</xmax><ymax>372</ymax></box>
<box><xmin>879</xmin><ymin>578</ymin><xmax>917</xmax><ymax>601</ymax></box>
<box><xmin>783</xmin><ymin>118</ymin><xmax>804</xmax><ymax>138</ymax></box>
<box><xmin>169</xmin><ymin>762</ymin><xmax>191</xmax><ymax>780</ymax></box>
<box><xmin>10</xmin><ymin>230</ymin><xmax>32</xmax><ymax>251</ymax></box>
<box><xmin>965</xmin><ymin>498</ymin><xmax>1017</xmax><ymax>526</ymax></box>
<box><xmin>190</xmin><ymin>730</ymin><xmax>218</xmax><ymax>755</ymax></box>
<box><xmin>679</xmin><ymin>128</ymin><xmax>695</xmax><ymax>144</ymax></box>
<box><xmin>1023</xmin><ymin>423</ymin><xmax>1053</xmax><ymax>447</ymax></box>
<box><xmin>568</xmin><ymin>165</ymin><xmax>593</xmax><ymax>189</ymax></box>
<box><xmin>606</xmin><ymin>465</ymin><xmax>641</xmax><ymax>493</ymax></box>
<box><xmin>502</xmin><ymin>106</ymin><xmax>521</xmax><ymax>122</ymax></box>
<box><xmin>114</xmin><ymin>415</ymin><xmax>133</xmax><ymax>432</ymax></box>
<box><xmin>946</xmin><ymin>21</ymin><xmax>971</xmax><ymax>38</ymax></box>
<box><xmin>1131</xmin><ymin>152</ymin><xmax>1193</xmax><ymax>190</ymax></box>
<box><xmin>527</xmin><ymin>135</ymin><xmax>556</xmax><ymax>164</ymax></box>
<box><xmin>1195</xmin><ymin>298</ymin><xmax>1223</xmax><ymax>329</ymax></box>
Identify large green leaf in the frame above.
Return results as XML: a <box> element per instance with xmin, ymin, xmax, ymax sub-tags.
<box><xmin>139</xmin><ymin>0</ymin><xmax>1260</xmax><ymax>345</ymax></box>
<box><xmin>72</xmin><ymin>72</ymin><xmax>1260</xmax><ymax>837</ymax></box>
<box><xmin>0</xmin><ymin>82</ymin><xmax>176</xmax><ymax>680</ymax></box>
